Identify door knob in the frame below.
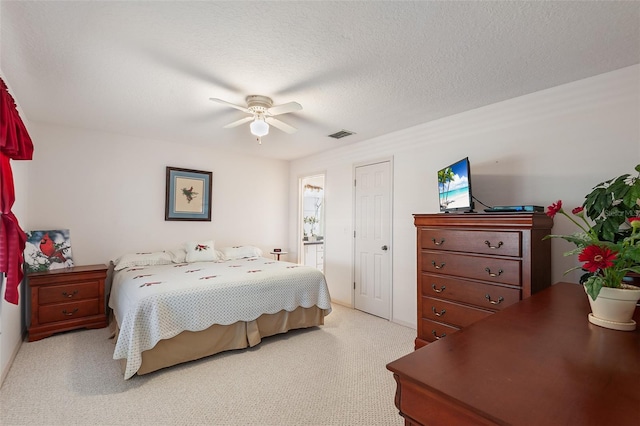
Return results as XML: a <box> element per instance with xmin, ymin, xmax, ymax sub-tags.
<box><xmin>381</xmin><ymin>245</ymin><xmax>388</xmax><ymax>251</ymax></box>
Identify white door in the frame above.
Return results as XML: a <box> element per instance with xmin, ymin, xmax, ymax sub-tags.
<box><xmin>354</xmin><ymin>160</ymin><xmax>392</xmax><ymax>319</ymax></box>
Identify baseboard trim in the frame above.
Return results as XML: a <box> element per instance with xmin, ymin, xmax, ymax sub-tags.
<box><xmin>390</xmin><ymin>317</ymin><xmax>415</xmax><ymax>330</ymax></box>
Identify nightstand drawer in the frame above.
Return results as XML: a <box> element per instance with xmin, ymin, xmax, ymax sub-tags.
<box><xmin>38</xmin><ymin>281</ymin><xmax>100</xmax><ymax>304</ymax></box>
<box><xmin>420</xmin><ymin>228</ymin><xmax>521</xmax><ymax>257</ymax></box>
<box><xmin>421</xmin><ymin>251</ymin><xmax>522</xmax><ymax>286</ymax></box>
<box><xmin>422</xmin><ymin>296</ymin><xmax>493</xmax><ymax>328</ymax></box>
<box><xmin>421</xmin><ymin>273</ymin><xmax>521</xmax><ymax>311</ymax></box>
<box><xmin>38</xmin><ymin>299</ymin><xmax>101</xmax><ymax>324</ymax></box>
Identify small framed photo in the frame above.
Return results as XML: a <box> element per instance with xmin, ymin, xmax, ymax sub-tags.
<box><xmin>165</xmin><ymin>167</ymin><xmax>212</xmax><ymax>221</ymax></box>
<box><xmin>24</xmin><ymin>229</ymin><xmax>74</xmax><ymax>273</ymax></box>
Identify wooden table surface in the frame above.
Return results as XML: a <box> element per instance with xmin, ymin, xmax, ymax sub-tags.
<box><xmin>386</xmin><ymin>282</ymin><xmax>640</xmax><ymax>426</ymax></box>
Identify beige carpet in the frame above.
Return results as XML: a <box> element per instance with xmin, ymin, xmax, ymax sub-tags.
<box><xmin>0</xmin><ymin>304</ymin><xmax>415</xmax><ymax>426</ymax></box>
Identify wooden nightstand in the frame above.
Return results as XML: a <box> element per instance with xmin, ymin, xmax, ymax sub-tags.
<box><xmin>27</xmin><ymin>264</ymin><xmax>108</xmax><ymax>342</ymax></box>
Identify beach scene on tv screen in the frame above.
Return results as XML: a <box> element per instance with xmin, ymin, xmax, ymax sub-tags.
<box><xmin>438</xmin><ymin>161</ymin><xmax>470</xmax><ymax>210</ymax></box>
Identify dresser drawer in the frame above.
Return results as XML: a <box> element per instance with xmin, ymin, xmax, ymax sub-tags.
<box><xmin>422</xmin><ymin>296</ymin><xmax>493</xmax><ymax>328</ymax></box>
<box><xmin>421</xmin><ymin>273</ymin><xmax>521</xmax><ymax>311</ymax></box>
<box><xmin>38</xmin><ymin>281</ymin><xmax>100</xmax><ymax>304</ymax></box>
<box><xmin>420</xmin><ymin>318</ymin><xmax>459</xmax><ymax>343</ymax></box>
<box><xmin>421</xmin><ymin>251</ymin><xmax>521</xmax><ymax>286</ymax></box>
<box><xmin>38</xmin><ymin>299</ymin><xmax>101</xmax><ymax>324</ymax></box>
<box><xmin>420</xmin><ymin>228</ymin><xmax>521</xmax><ymax>257</ymax></box>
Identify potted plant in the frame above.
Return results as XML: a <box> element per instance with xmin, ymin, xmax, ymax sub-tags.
<box><xmin>304</xmin><ymin>216</ymin><xmax>319</xmax><ymax>241</ymax></box>
<box><xmin>545</xmin><ymin>164</ymin><xmax>640</xmax><ymax>331</ymax></box>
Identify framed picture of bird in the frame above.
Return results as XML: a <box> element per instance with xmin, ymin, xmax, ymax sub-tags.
<box><xmin>24</xmin><ymin>229</ymin><xmax>74</xmax><ymax>273</ymax></box>
<box><xmin>165</xmin><ymin>167</ymin><xmax>212</xmax><ymax>221</ymax></box>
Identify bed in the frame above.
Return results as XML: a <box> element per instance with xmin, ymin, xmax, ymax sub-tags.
<box><xmin>108</xmin><ymin>251</ymin><xmax>332</xmax><ymax>379</ymax></box>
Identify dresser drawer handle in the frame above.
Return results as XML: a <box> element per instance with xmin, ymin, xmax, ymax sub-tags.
<box><xmin>431</xmin><ymin>261</ymin><xmax>446</xmax><ymax>269</ymax></box>
<box><xmin>431</xmin><ymin>284</ymin><xmax>446</xmax><ymax>293</ymax></box>
<box><xmin>485</xmin><ymin>294</ymin><xmax>504</xmax><ymax>305</ymax></box>
<box><xmin>484</xmin><ymin>267</ymin><xmax>503</xmax><ymax>277</ymax></box>
<box><xmin>432</xmin><ymin>330</ymin><xmax>446</xmax><ymax>340</ymax></box>
<box><xmin>431</xmin><ymin>238</ymin><xmax>445</xmax><ymax>246</ymax></box>
<box><xmin>62</xmin><ymin>308</ymin><xmax>79</xmax><ymax>316</ymax></box>
<box><xmin>484</xmin><ymin>240</ymin><xmax>503</xmax><ymax>249</ymax></box>
<box><xmin>62</xmin><ymin>290</ymin><xmax>78</xmax><ymax>298</ymax></box>
<box><xmin>431</xmin><ymin>307</ymin><xmax>446</xmax><ymax>317</ymax></box>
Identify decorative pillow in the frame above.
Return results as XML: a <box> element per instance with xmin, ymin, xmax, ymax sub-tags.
<box><xmin>215</xmin><ymin>249</ymin><xmax>225</xmax><ymax>261</ymax></box>
<box><xmin>168</xmin><ymin>247</ymin><xmax>187</xmax><ymax>264</ymax></box>
<box><xmin>219</xmin><ymin>245</ymin><xmax>263</xmax><ymax>260</ymax></box>
<box><xmin>185</xmin><ymin>240</ymin><xmax>218</xmax><ymax>263</ymax></box>
<box><xmin>113</xmin><ymin>251</ymin><xmax>173</xmax><ymax>271</ymax></box>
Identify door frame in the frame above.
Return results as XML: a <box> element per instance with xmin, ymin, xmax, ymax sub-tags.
<box><xmin>351</xmin><ymin>157</ymin><xmax>394</xmax><ymax>319</ymax></box>
<box><xmin>298</xmin><ymin>172</ymin><xmax>326</xmax><ymax>266</ymax></box>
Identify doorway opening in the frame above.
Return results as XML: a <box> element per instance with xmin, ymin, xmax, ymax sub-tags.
<box><xmin>299</xmin><ymin>174</ymin><xmax>325</xmax><ymax>272</ymax></box>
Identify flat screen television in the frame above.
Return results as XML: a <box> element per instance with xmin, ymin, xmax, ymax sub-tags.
<box><xmin>438</xmin><ymin>157</ymin><xmax>474</xmax><ymax>213</ymax></box>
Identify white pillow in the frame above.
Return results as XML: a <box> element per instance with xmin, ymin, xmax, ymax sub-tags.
<box><xmin>219</xmin><ymin>245</ymin><xmax>263</xmax><ymax>260</ymax></box>
<box><xmin>168</xmin><ymin>247</ymin><xmax>187</xmax><ymax>263</ymax></box>
<box><xmin>113</xmin><ymin>251</ymin><xmax>172</xmax><ymax>271</ymax></box>
<box><xmin>185</xmin><ymin>240</ymin><xmax>218</xmax><ymax>263</ymax></box>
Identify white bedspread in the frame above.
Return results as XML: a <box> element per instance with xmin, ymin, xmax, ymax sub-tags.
<box><xmin>109</xmin><ymin>257</ymin><xmax>332</xmax><ymax>379</ymax></box>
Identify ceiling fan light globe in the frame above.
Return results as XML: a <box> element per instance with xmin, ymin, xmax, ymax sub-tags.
<box><xmin>250</xmin><ymin>119</ymin><xmax>269</xmax><ymax>137</ymax></box>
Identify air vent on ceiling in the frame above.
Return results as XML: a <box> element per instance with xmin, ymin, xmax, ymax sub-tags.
<box><xmin>328</xmin><ymin>130</ymin><xmax>355</xmax><ymax>139</ymax></box>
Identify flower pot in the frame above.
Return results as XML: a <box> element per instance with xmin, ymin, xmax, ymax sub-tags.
<box><xmin>585</xmin><ymin>284</ymin><xmax>640</xmax><ymax>331</ymax></box>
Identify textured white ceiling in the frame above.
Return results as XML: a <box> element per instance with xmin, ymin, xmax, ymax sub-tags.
<box><xmin>1</xmin><ymin>1</ymin><xmax>639</xmax><ymax>160</ymax></box>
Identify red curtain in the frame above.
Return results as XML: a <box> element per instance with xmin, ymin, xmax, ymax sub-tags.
<box><xmin>0</xmin><ymin>77</ymin><xmax>34</xmax><ymax>304</ymax></box>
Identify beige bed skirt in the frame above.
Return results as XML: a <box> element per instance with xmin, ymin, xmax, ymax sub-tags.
<box><xmin>111</xmin><ymin>306</ymin><xmax>328</xmax><ymax>376</ymax></box>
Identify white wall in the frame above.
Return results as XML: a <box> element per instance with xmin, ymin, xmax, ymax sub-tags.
<box><xmin>289</xmin><ymin>65</ymin><xmax>640</xmax><ymax>328</ymax></box>
<box><xmin>26</xmin><ymin>123</ymin><xmax>290</xmax><ymax>266</ymax></box>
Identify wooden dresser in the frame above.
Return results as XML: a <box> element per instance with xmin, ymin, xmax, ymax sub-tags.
<box><xmin>28</xmin><ymin>264</ymin><xmax>108</xmax><ymax>342</ymax></box>
<box><xmin>414</xmin><ymin>213</ymin><xmax>552</xmax><ymax>348</ymax></box>
<box><xmin>387</xmin><ymin>283</ymin><xmax>640</xmax><ymax>426</ymax></box>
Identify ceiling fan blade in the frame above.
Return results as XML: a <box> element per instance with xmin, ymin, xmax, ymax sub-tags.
<box><xmin>267</xmin><ymin>101</ymin><xmax>302</xmax><ymax>116</ymax></box>
<box><xmin>210</xmin><ymin>98</ymin><xmax>250</xmax><ymax>113</ymax></box>
<box><xmin>265</xmin><ymin>117</ymin><xmax>298</xmax><ymax>134</ymax></box>
<box><xmin>223</xmin><ymin>116</ymin><xmax>254</xmax><ymax>129</ymax></box>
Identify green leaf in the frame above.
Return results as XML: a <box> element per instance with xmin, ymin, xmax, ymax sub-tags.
<box><xmin>543</xmin><ymin>234</ymin><xmax>590</xmax><ymax>247</ymax></box>
<box><xmin>600</xmin><ymin>219</ymin><xmax>619</xmax><ymax>242</ymax></box>
<box><xmin>584</xmin><ymin>276</ymin><xmax>604</xmax><ymax>301</ymax></box>
<box><xmin>623</xmin><ymin>182</ymin><xmax>640</xmax><ymax>210</ymax></box>
<box><xmin>614</xmin><ymin>185</ymin><xmax>630</xmax><ymax>200</ymax></box>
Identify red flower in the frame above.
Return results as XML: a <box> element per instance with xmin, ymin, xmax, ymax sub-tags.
<box><xmin>578</xmin><ymin>245</ymin><xmax>617</xmax><ymax>272</ymax></box>
<box><xmin>571</xmin><ymin>206</ymin><xmax>584</xmax><ymax>215</ymax></box>
<box><xmin>546</xmin><ymin>200</ymin><xmax>563</xmax><ymax>218</ymax></box>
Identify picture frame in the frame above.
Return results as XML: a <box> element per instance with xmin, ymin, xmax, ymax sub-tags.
<box><xmin>165</xmin><ymin>167</ymin><xmax>212</xmax><ymax>221</ymax></box>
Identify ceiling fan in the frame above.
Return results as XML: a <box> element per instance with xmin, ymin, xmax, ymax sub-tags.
<box><xmin>209</xmin><ymin>95</ymin><xmax>302</xmax><ymax>143</ymax></box>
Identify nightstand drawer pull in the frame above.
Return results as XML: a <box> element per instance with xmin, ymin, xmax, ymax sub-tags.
<box><xmin>485</xmin><ymin>294</ymin><xmax>504</xmax><ymax>305</ymax></box>
<box><xmin>62</xmin><ymin>290</ymin><xmax>78</xmax><ymax>298</ymax></box>
<box><xmin>431</xmin><ymin>284</ymin><xmax>446</xmax><ymax>293</ymax></box>
<box><xmin>432</xmin><ymin>330</ymin><xmax>446</xmax><ymax>340</ymax></box>
<box><xmin>484</xmin><ymin>267</ymin><xmax>503</xmax><ymax>277</ymax></box>
<box><xmin>431</xmin><ymin>238</ymin><xmax>445</xmax><ymax>246</ymax></box>
<box><xmin>431</xmin><ymin>307</ymin><xmax>446</xmax><ymax>317</ymax></box>
<box><xmin>484</xmin><ymin>240</ymin><xmax>503</xmax><ymax>249</ymax></box>
<box><xmin>62</xmin><ymin>308</ymin><xmax>79</xmax><ymax>316</ymax></box>
<box><xmin>431</xmin><ymin>261</ymin><xmax>446</xmax><ymax>270</ymax></box>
